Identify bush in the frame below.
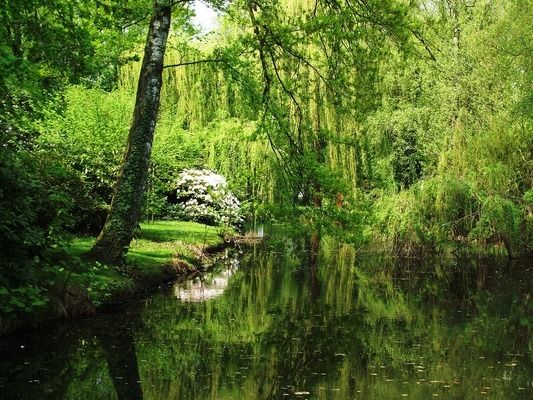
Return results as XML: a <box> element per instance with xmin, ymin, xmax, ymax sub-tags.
<box><xmin>39</xmin><ymin>86</ymin><xmax>132</xmax><ymax>233</ymax></box>
<box><xmin>167</xmin><ymin>169</ymin><xmax>244</xmax><ymax>228</ymax></box>
<box><xmin>471</xmin><ymin>195</ymin><xmax>521</xmax><ymax>256</ymax></box>
<box><xmin>0</xmin><ymin>144</ymin><xmax>74</xmax><ymax>287</ymax></box>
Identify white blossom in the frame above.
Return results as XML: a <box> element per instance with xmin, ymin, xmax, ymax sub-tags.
<box><xmin>172</xmin><ymin>168</ymin><xmax>244</xmax><ymax>227</ymax></box>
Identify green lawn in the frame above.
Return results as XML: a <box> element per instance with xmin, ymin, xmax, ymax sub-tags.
<box><xmin>69</xmin><ymin>221</ymin><xmax>225</xmax><ymax>270</ymax></box>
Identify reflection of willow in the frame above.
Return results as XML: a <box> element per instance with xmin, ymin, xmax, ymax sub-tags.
<box><xmin>137</xmin><ymin>240</ymin><xmax>531</xmax><ymax>400</ymax></box>
<box><xmin>2</xmin><ymin>245</ymin><xmax>529</xmax><ymax>399</ymax></box>
<box><xmin>68</xmin><ymin>310</ymin><xmax>146</xmax><ymax>400</ymax></box>
<box><xmin>136</xmin><ymin>243</ymin><xmax>353</xmax><ymax>398</ymax></box>
<box><xmin>138</xmin><ymin>237</ymin><xmax>366</xmax><ymax>399</ymax></box>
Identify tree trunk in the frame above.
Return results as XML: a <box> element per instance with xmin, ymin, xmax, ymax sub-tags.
<box><xmin>88</xmin><ymin>1</ymin><xmax>171</xmax><ymax>265</ymax></box>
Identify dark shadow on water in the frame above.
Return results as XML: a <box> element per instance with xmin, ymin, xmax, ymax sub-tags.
<box><xmin>97</xmin><ymin>321</ymin><xmax>143</xmax><ymax>400</ymax></box>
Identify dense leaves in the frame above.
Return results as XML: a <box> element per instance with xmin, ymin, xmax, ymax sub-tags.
<box><xmin>1</xmin><ymin>0</ymin><xmax>532</xmax><ymax>313</ymax></box>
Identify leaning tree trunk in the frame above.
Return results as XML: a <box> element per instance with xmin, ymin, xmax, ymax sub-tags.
<box><xmin>88</xmin><ymin>1</ymin><xmax>171</xmax><ymax>265</ymax></box>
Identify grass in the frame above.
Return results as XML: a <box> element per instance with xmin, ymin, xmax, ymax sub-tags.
<box><xmin>67</xmin><ymin>221</ymin><xmax>224</xmax><ymax>305</ymax></box>
<box><xmin>69</xmin><ymin>220</ymin><xmax>225</xmax><ymax>270</ymax></box>
<box><xmin>0</xmin><ymin>222</ymin><xmax>228</xmax><ymax>334</ymax></box>
<box><xmin>64</xmin><ymin>220</ymin><xmax>227</xmax><ymax>308</ymax></box>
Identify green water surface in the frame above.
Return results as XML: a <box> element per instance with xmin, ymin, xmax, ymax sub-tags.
<box><xmin>0</xmin><ymin>239</ymin><xmax>531</xmax><ymax>399</ymax></box>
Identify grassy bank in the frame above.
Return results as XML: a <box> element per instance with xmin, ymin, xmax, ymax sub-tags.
<box><xmin>70</xmin><ymin>220</ymin><xmax>225</xmax><ymax>272</ymax></box>
<box><xmin>0</xmin><ymin>221</ymin><xmax>227</xmax><ymax>335</ymax></box>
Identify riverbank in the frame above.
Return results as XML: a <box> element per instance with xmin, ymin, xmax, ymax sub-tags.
<box><xmin>0</xmin><ymin>221</ymin><xmax>230</xmax><ymax>336</ymax></box>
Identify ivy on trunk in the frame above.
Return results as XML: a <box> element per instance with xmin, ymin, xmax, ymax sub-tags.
<box><xmin>88</xmin><ymin>0</ymin><xmax>171</xmax><ymax>265</ymax></box>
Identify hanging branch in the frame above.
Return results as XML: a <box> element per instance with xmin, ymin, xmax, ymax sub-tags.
<box><xmin>269</xmin><ymin>51</ymin><xmax>304</xmax><ymax>156</ymax></box>
<box><xmin>247</xmin><ymin>2</ymin><xmax>272</xmax><ymax>99</ymax></box>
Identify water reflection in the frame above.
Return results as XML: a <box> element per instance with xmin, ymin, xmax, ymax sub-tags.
<box><xmin>174</xmin><ymin>257</ymin><xmax>239</xmax><ymax>302</ymax></box>
<box><xmin>0</xmin><ymin>240</ymin><xmax>531</xmax><ymax>400</ymax></box>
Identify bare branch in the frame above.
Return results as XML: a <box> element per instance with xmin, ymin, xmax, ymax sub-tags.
<box><xmin>163</xmin><ymin>58</ymin><xmax>224</xmax><ymax>68</ymax></box>
<box><xmin>411</xmin><ymin>28</ymin><xmax>437</xmax><ymax>61</ymax></box>
<box><xmin>122</xmin><ymin>13</ymin><xmax>150</xmax><ymax>30</ymax></box>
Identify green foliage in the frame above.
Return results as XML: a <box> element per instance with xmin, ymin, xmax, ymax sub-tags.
<box><xmin>77</xmin><ymin>262</ymin><xmax>133</xmax><ymax>307</ymax></box>
<box><xmin>362</xmin><ymin>0</ymin><xmax>533</xmax><ymax>256</ymax></box>
<box><xmin>365</xmin><ymin>106</ymin><xmax>438</xmax><ymax>190</ymax></box>
<box><xmin>471</xmin><ymin>196</ymin><xmax>521</xmax><ymax>248</ymax></box>
<box><xmin>0</xmin><ymin>144</ymin><xmax>75</xmax><ymax>286</ymax></box>
<box><xmin>39</xmin><ymin>86</ymin><xmax>132</xmax><ymax>232</ymax></box>
<box><xmin>0</xmin><ymin>0</ymin><xmax>150</xmax><ymax>94</ymax></box>
<box><xmin>1</xmin><ymin>0</ymin><xmax>532</xmax><ymax>314</ymax></box>
<box><xmin>374</xmin><ymin>171</ymin><xmax>528</xmax><ymax>257</ymax></box>
<box><xmin>0</xmin><ymin>286</ymin><xmax>48</xmax><ymax>314</ymax></box>
<box><xmin>0</xmin><ymin>0</ymin><xmax>153</xmax><ymax>310</ymax></box>
<box><xmin>144</xmin><ymin>108</ymin><xmax>206</xmax><ymax>220</ymax></box>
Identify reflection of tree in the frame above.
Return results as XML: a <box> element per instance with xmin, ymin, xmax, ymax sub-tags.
<box><xmin>138</xmin><ymin>244</ymin><xmax>365</xmax><ymax>399</ymax></box>
<box><xmin>308</xmin><ymin>231</ymin><xmax>321</xmax><ymax>300</ymax></box>
<box><xmin>97</xmin><ymin>322</ymin><xmax>143</xmax><ymax>400</ymax></box>
<box><xmin>137</xmin><ymin>241</ymin><xmax>531</xmax><ymax>400</ymax></box>
<box><xmin>0</xmin><ymin>301</ymin><xmax>150</xmax><ymax>400</ymax></box>
<box><xmin>1</xmin><ymin>243</ymin><xmax>530</xmax><ymax>399</ymax></box>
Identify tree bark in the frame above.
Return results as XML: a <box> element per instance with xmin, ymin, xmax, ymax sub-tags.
<box><xmin>88</xmin><ymin>1</ymin><xmax>171</xmax><ymax>265</ymax></box>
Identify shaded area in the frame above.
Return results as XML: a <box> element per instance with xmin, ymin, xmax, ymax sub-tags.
<box><xmin>97</xmin><ymin>322</ymin><xmax>143</xmax><ymax>400</ymax></box>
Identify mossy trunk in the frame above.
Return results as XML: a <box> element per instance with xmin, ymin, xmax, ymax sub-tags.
<box><xmin>88</xmin><ymin>1</ymin><xmax>171</xmax><ymax>265</ymax></box>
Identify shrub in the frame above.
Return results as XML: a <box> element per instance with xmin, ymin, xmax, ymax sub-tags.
<box><xmin>168</xmin><ymin>169</ymin><xmax>244</xmax><ymax>228</ymax></box>
<box><xmin>471</xmin><ymin>195</ymin><xmax>521</xmax><ymax>256</ymax></box>
<box><xmin>0</xmin><ymin>144</ymin><xmax>74</xmax><ymax>287</ymax></box>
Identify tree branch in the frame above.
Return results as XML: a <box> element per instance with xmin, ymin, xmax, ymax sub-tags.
<box><xmin>163</xmin><ymin>58</ymin><xmax>224</xmax><ymax>68</ymax></box>
<box><xmin>121</xmin><ymin>13</ymin><xmax>150</xmax><ymax>30</ymax></box>
<box><xmin>411</xmin><ymin>28</ymin><xmax>437</xmax><ymax>61</ymax></box>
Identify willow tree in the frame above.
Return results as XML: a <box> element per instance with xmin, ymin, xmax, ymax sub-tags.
<box><xmin>88</xmin><ymin>0</ymin><xmax>172</xmax><ymax>265</ymax></box>
<box><xmin>243</xmin><ymin>0</ymin><xmax>411</xmax><ymax>207</ymax></box>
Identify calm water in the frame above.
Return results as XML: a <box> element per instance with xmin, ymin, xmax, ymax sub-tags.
<box><xmin>0</xmin><ymin>239</ymin><xmax>531</xmax><ymax>399</ymax></box>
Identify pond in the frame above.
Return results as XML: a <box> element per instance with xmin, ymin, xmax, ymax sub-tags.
<box><xmin>0</xmin><ymin>238</ymin><xmax>531</xmax><ymax>399</ymax></box>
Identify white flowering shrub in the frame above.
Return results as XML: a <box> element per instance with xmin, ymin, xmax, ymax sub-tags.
<box><xmin>169</xmin><ymin>169</ymin><xmax>243</xmax><ymax>227</ymax></box>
